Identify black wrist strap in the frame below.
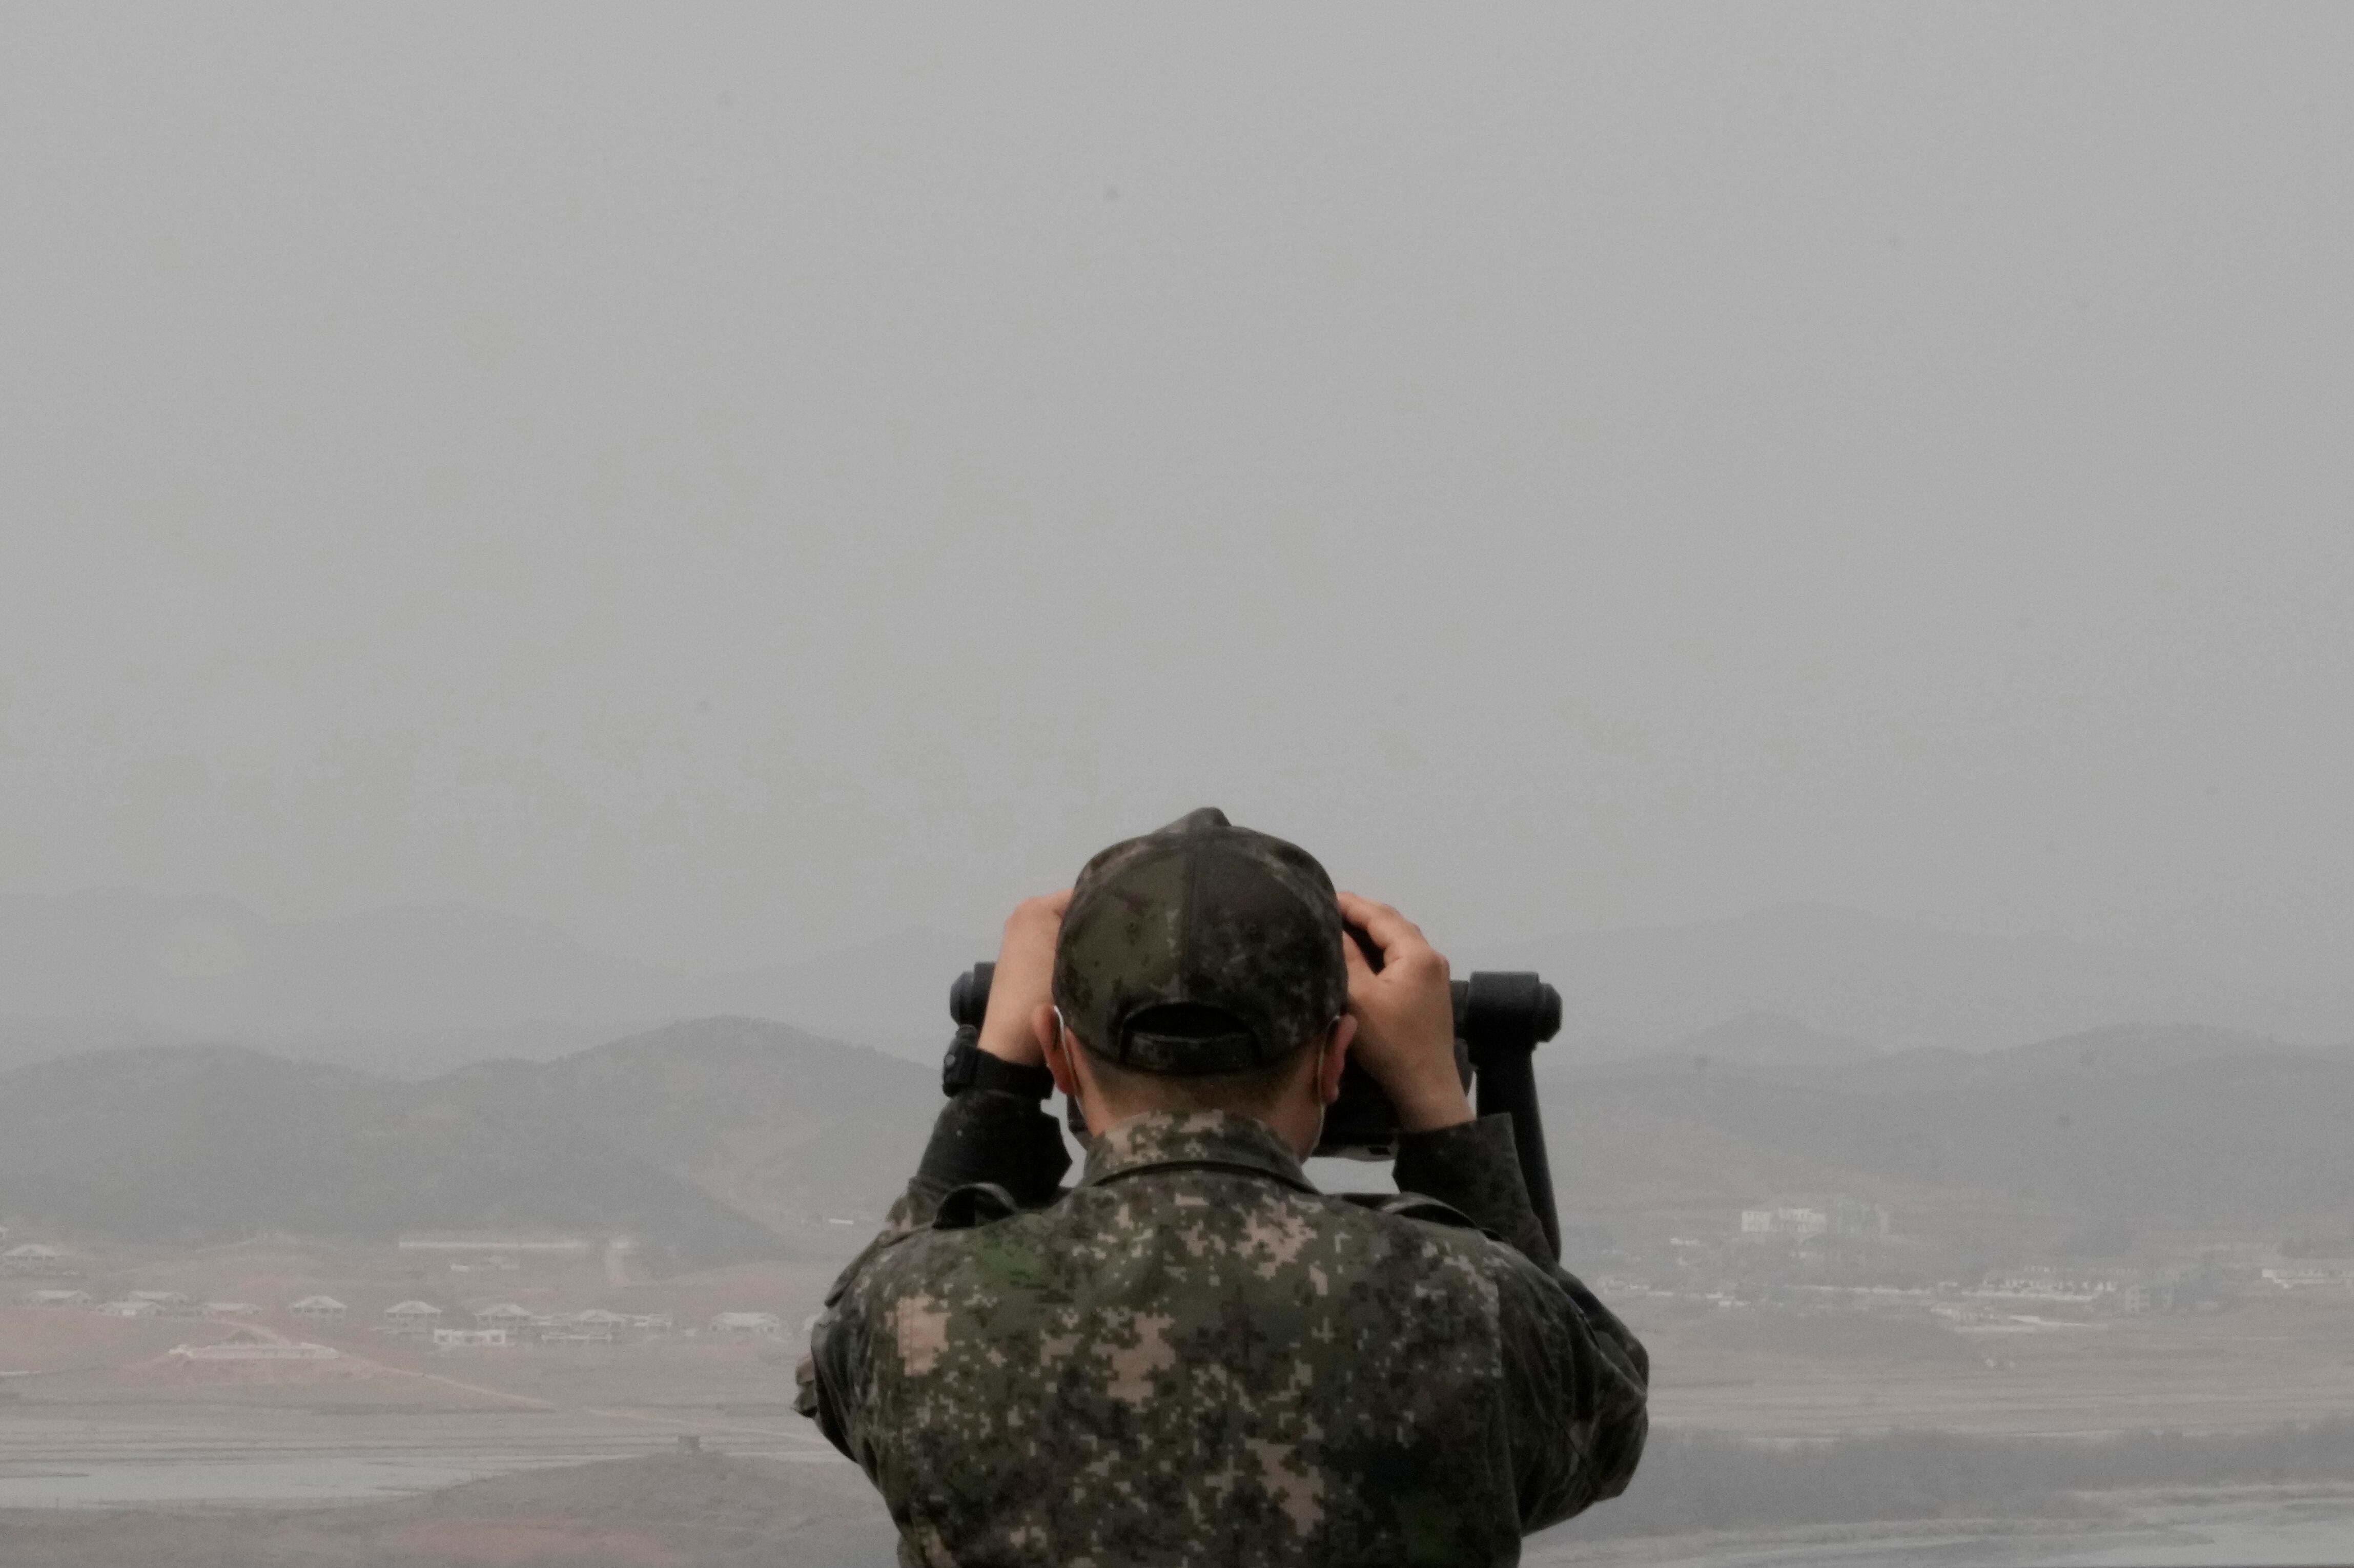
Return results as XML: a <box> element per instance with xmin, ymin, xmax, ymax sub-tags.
<box><xmin>941</xmin><ymin>1026</ymin><xmax>1056</xmax><ymax>1100</ymax></box>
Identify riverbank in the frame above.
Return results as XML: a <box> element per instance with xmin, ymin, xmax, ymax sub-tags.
<box><xmin>0</xmin><ymin>1448</ymin><xmax>895</xmax><ymax>1568</ymax></box>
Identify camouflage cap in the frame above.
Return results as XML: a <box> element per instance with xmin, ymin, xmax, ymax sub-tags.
<box><xmin>1052</xmin><ymin>808</ymin><xmax>1347</xmax><ymax>1076</ymax></box>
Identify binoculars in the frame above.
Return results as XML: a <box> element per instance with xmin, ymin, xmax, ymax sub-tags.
<box><xmin>948</xmin><ymin>957</ymin><xmax>1565</xmax><ymax>1256</ymax></box>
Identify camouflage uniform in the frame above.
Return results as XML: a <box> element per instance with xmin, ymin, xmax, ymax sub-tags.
<box><xmin>797</xmin><ymin>1090</ymin><xmax>1649</xmax><ymax>1565</ymax></box>
<box><xmin>799</xmin><ymin>811</ymin><xmax>1647</xmax><ymax>1563</ymax></box>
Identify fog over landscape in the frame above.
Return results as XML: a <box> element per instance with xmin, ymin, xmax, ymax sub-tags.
<box><xmin>4</xmin><ymin>5</ymin><xmax>2352</xmax><ymax>1565</ymax></box>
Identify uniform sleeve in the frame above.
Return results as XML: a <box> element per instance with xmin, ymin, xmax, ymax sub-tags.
<box><xmin>1394</xmin><ymin>1114</ymin><xmax>1650</xmax><ymax>1529</ymax></box>
<box><xmin>794</xmin><ymin>1089</ymin><xmax>1071</xmax><ymax>1450</ymax></box>
<box><xmin>905</xmin><ymin>1087</ymin><xmax>1072</xmax><ymax>1216</ymax></box>
<box><xmin>1393</xmin><ymin>1114</ymin><xmax>1555</xmax><ymax>1266</ymax></box>
<box><xmin>1496</xmin><ymin>1254</ymin><xmax>1650</xmax><ymax>1530</ymax></box>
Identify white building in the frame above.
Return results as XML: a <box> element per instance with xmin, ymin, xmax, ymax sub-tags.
<box><xmin>126</xmin><ymin>1290</ymin><xmax>194</xmax><ymax>1313</ymax></box>
<box><xmin>1</xmin><ymin>1244</ymin><xmax>69</xmax><ymax>1274</ymax></box>
<box><xmin>288</xmin><ymin>1295</ymin><xmax>347</xmax><ymax>1324</ymax></box>
<box><xmin>1740</xmin><ymin>1207</ymin><xmax>1830</xmax><ymax>1238</ymax></box>
<box><xmin>543</xmin><ymin>1307</ymin><xmax>627</xmax><ymax>1344</ymax></box>
<box><xmin>96</xmin><ymin>1298</ymin><xmax>162</xmax><ymax>1317</ymax></box>
<box><xmin>708</xmin><ymin>1311</ymin><xmax>783</xmax><ymax>1338</ymax></box>
<box><xmin>20</xmin><ymin>1289</ymin><xmax>91</xmax><ymax>1309</ymax></box>
<box><xmin>1739</xmin><ymin>1198</ymin><xmax>1892</xmax><ymax>1240</ymax></box>
<box><xmin>471</xmin><ymin>1303</ymin><xmax>541</xmax><ymax>1330</ymax></box>
<box><xmin>382</xmin><ymin>1301</ymin><xmax>445</xmax><ymax>1335</ymax></box>
<box><xmin>1977</xmin><ymin>1270</ymin><xmax>2115</xmax><ymax>1303</ymax></box>
<box><xmin>200</xmin><ymin>1302</ymin><xmax>263</xmax><ymax>1319</ymax></box>
<box><xmin>433</xmin><ymin>1327</ymin><xmax>510</xmax><ymax>1349</ymax></box>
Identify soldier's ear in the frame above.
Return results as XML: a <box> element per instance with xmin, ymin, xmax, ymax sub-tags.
<box><xmin>1038</xmin><ymin>1005</ymin><xmax>1082</xmax><ymax>1099</ymax></box>
<box><xmin>1316</xmin><ymin>1016</ymin><xmax>1356</xmax><ymax>1107</ymax></box>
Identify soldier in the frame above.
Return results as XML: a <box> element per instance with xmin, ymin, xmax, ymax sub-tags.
<box><xmin>797</xmin><ymin>809</ymin><xmax>1648</xmax><ymax>1565</ymax></box>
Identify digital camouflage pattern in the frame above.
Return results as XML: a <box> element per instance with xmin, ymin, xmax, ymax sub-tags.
<box><xmin>1054</xmin><ymin>807</ymin><xmax>1349</xmax><ymax>1077</ymax></box>
<box><xmin>800</xmin><ymin>1098</ymin><xmax>1649</xmax><ymax>1566</ymax></box>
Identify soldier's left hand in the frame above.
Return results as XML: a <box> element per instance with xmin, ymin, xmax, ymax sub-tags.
<box><xmin>976</xmin><ymin>889</ymin><xmax>1072</xmax><ymax>1067</ymax></box>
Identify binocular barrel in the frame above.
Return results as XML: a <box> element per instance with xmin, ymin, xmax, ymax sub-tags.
<box><xmin>949</xmin><ymin>962</ymin><xmax>996</xmax><ymax>1030</ymax></box>
<box><xmin>947</xmin><ymin>959</ymin><xmax>1565</xmax><ymax>1261</ymax></box>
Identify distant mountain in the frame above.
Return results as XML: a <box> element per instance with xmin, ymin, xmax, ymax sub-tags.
<box><xmin>1661</xmin><ymin>1012</ymin><xmax>1880</xmax><ymax>1067</ymax></box>
<box><xmin>0</xmin><ymin>1019</ymin><xmax>943</xmax><ymax>1270</ymax></box>
<box><xmin>1539</xmin><ymin>1022</ymin><xmax>2354</xmax><ymax>1228</ymax></box>
<box><xmin>1494</xmin><ymin>904</ymin><xmax>2354</xmax><ymax>1054</ymax></box>
<box><xmin>688</xmin><ymin>925</ymin><xmax>988</xmax><ymax>1062</ymax></box>
<box><xmin>431</xmin><ymin>1017</ymin><xmax>942</xmax><ymax>1236</ymax></box>
<box><xmin>10</xmin><ymin>1008</ymin><xmax>2348</xmax><ymax>1266</ymax></box>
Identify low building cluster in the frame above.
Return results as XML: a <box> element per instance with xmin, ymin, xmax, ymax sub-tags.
<box><xmin>2260</xmin><ymin>1262</ymin><xmax>2354</xmax><ymax>1290</ymax></box>
<box><xmin>20</xmin><ymin>1288</ymin><xmax>93</xmax><ymax>1308</ymax></box>
<box><xmin>1969</xmin><ymin>1269</ymin><xmax>2121</xmax><ymax>1304</ymax></box>
<box><xmin>377</xmin><ymin>1299</ymin><xmax>685</xmax><ymax>1348</ymax></box>
<box><xmin>74</xmin><ymin>1291</ymin><xmax>326</xmax><ymax>1319</ymax></box>
<box><xmin>1738</xmin><ymin>1197</ymin><xmax>1892</xmax><ymax>1240</ymax></box>
<box><xmin>1</xmin><ymin>1243</ymin><xmax>75</xmax><ymax>1276</ymax></box>
<box><xmin>16</xmin><ymin>1282</ymin><xmax>780</xmax><ymax>1349</ymax></box>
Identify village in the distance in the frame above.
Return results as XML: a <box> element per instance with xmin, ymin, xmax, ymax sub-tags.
<box><xmin>12</xmin><ymin>1186</ymin><xmax>2344</xmax><ymax>1368</ymax></box>
<box><xmin>6</xmin><ymin>1233</ymin><xmax>786</xmax><ymax>1355</ymax></box>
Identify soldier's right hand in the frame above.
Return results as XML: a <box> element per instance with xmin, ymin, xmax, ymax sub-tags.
<box><xmin>977</xmin><ymin>890</ymin><xmax>1071</xmax><ymax>1068</ymax></box>
<box><xmin>1337</xmin><ymin>892</ymin><xmax>1474</xmax><ymax>1133</ymax></box>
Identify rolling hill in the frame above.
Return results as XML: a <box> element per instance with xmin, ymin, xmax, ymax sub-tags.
<box><xmin>0</xmin><ymin>1019</ymin><xmax>940</xmax><ymax>1270</ymax></box>
<box><xmin>1539</xmin><ymin>1023</ymin><xmax>2354</xmax><ymax>1228</ymax></box>
<box><xmin>8</xmin><ymin>1013</ymin><xmax>2348</xmax><ymax>1271</ymax></box>
<box><xmin>427</xmin><ymin>1016</ymin><xmax>943</xmax><ymax>1235</ymax></box>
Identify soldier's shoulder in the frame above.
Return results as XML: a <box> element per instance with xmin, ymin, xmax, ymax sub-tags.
<box><xmin>1337</xmin><ymin>1189</ymin><xmax>1485</xmax><ymax>1231</ymax></box>
<box><xmin>1321</xmin><ymin>1188</ymin><xmax>1541</xmax><ymax>1291</ymax></box>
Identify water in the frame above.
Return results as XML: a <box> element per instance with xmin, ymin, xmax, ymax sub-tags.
<box><xmin>1530</xmin><ymin>1494</ymin><xmax>2354</xmax><ymax>1568</ymax></box>
<box><xmin>2041</xmin><ymin>1511</ymin><xmax>2354</xmax><ymax>1567</ymax></box>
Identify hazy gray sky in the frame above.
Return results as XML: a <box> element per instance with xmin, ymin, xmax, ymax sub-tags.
<box><xmin>4</xmin><ymin>5</ymin><xmax>2349</xmax><ymax>985</ymax></box>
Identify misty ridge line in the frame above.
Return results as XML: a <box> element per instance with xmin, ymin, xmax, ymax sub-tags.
<box><xmin>7</xmin><ymin>1011</ymin><xmax>2352</xmax><ymax>1267</ymax></box>
<box><xmin>4</xmin><ymin>888</ymin><xmax>2350</xmax><ymax>1083</ymax></box>
<box><xmin>0</xmin><ymin>1017</ymin><xmax>932</xmax><ymax>1270</ymax></box>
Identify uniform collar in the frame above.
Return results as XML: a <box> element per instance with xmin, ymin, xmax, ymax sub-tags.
<box><xmin>1079</xmin><ymin>1109</ymin><xmax>1318</xmax><ymax>1193</ymax></box>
